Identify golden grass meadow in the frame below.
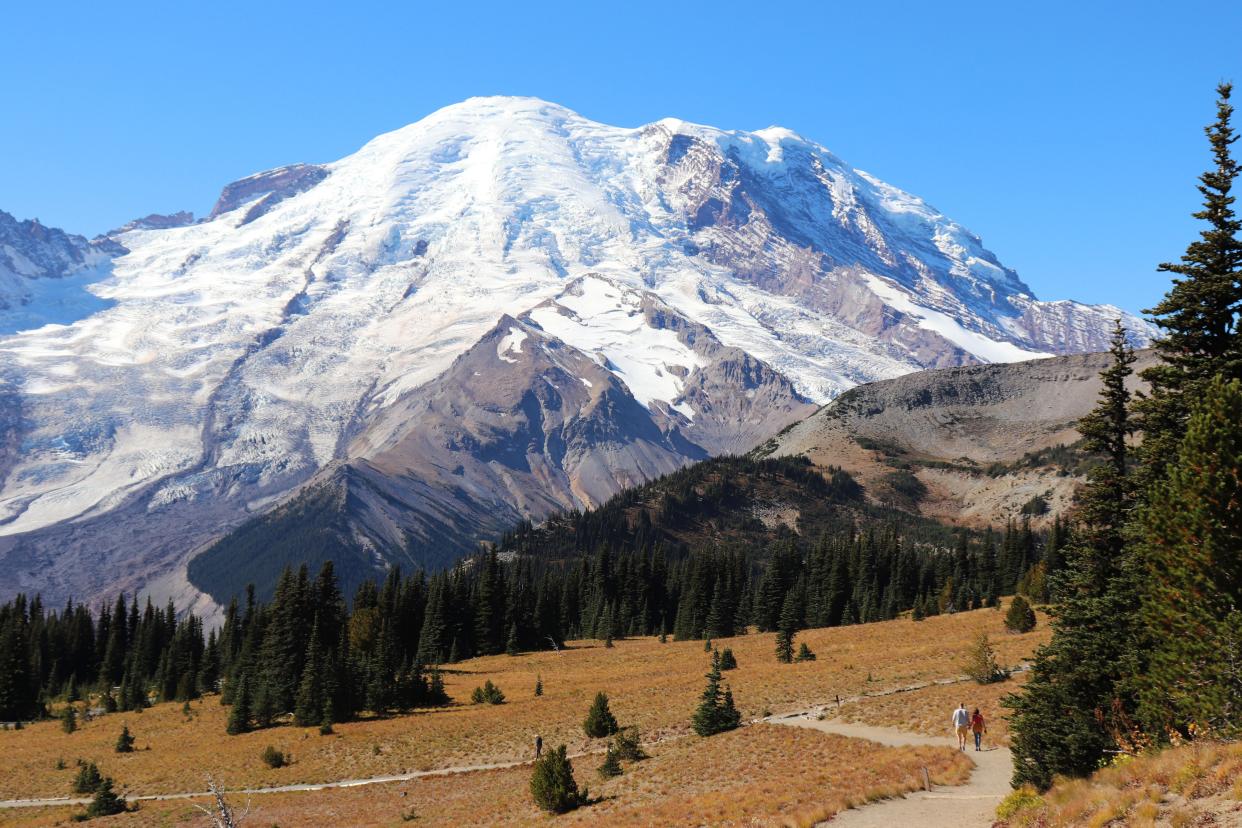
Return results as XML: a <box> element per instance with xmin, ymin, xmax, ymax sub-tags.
<box><xmin>0</xmin><ymin>603</ymin><xmax>1048</xmax><ymax>826</ymax></box>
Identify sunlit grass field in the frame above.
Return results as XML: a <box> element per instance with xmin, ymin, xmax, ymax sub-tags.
<box><xmin>0</xmin><ymin>603</ymin><xmax>1048</xmax><ymax>825</ymax></box>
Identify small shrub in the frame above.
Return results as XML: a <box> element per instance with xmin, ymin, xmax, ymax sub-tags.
<box><xmin>996</xmin><ymin>785</ymin><xmax>1043</xmax><ymax>819</ymax></box>
<box><xmin>114</xmin><ymin>725</ymin><xmax>135</xmax><ymax>753</ymax></box>
<box><xmin>597</xmin><ymin>745</ymin><xmax>622</xmax><ymax>778</ymax></box>
<box><xmin>61</xmin><ymin>706</ymin><xmax>77</xmax><ymax>734</ymax></box>
<box><xmin>795</xmin><ymin>642</ymin><xmax>817</xmax><ymax>661</ymax></box>
<box><xmin>534</xmin><ymin>675</ymin><xmax>543</xmax><ymax>697</ymax></box>
<box><xmin>55</xmin><ymin>757</ymin><xmax>67</xmax><ymax>770</ymax></box>
<box><xmin>1005</xmin><ymin>596</ymin><xmax>1037</xmax><ymax>633</ymax></box>
<box><xmin>471</xmin><ymin>680</ymin><xmax>505</xmax><ymax>705</ymax></box>
<box><xmin>718</xmin><ymin>648</ymin><xmax>737</xmax><ymax>670</ymax></box>
<box><xmin>613</xmin><ymin>727</ymin><xmax>647</xmax><ymax>762</ymax></box>
<box><xmin>260</xmin><ymin>745</ymin><xmax>286</xmax><ymax>769</ymax></box>
<box><xmin>583</xmin><ymin>692</ymin><xmax>619</xmax><ymax>738</ymax></box>
<box><xmin>530</xmin><ymin>745</ymin><xmax>588</xmax><ymax>814</ymax></box>
<box><xmin>963</xmin><ymin>632</ymin><xmax>1009</xmax><ymax>684</ymax></box>
<box><xmin>318</xmin><ymin>722</ymin><xmax>333</xmax><ymax>736</ymax></box>
<box><xmin>1020</xmin><ymin>494</ymin><xmax>1050</xmax><ymax>516</ymax></box>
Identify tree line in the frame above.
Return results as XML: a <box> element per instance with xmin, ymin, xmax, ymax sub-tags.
<box><xmin>0</xmin><ymin>507</ymin><xmax>1059</xmax><ymax>727</ymax></box>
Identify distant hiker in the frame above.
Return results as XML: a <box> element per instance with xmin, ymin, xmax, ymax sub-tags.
<box><xmin>970</xmin><ymin>708</ymin><xmax>987</xmax><ymax>751</ymax></box>
<box><xmin>535</xmin><ymin>735</ymin><xmax>543</xmax><ymax>760</ymax></box>
<box><xmin>952</xmin><ymin>703</ymin><xmax>970</xmax><ymax>751</ymax></box>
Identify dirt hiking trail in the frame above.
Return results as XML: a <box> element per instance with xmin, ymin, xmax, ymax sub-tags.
<box><xmin>772</xmin><ymin>713</ymin><xmax>1012</xmax><ymax>827</ymax></box>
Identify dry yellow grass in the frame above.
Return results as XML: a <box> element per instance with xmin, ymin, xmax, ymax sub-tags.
<box><xmin>1</xmin><ymin>724</ymin><xmax>972</xmax><ymax>827</ymax></box>
<box><xmin>996</xmin><ymin>740</ymin><xmax>1242</xmax><ymax>827</ymax></box>
<box><xmin>0</xmin><ymin>604</ymin><xmax>1045</xmax><ymax>801</ymax></box>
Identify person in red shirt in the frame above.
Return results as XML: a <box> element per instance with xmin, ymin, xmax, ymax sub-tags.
<box><xmin>970</xmin><ymin>708</ymin><xmax>987</xmax><ymax>751</ymax></box>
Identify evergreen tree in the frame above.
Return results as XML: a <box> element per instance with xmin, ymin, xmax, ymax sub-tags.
<box><xmin>114</xmin><ymin>724</ymin><xmax>135</xmax><ymax>753</ymax></box>
<box><xmin>691</xmin><ymin>653</ymin><xmax>741</xmax><ymax>736</ymax></box>
<box><xmin>60</xmin><ymin>705</ymin><xmax>76</xmax><ymax>734</ymax></box>
<box><xmin>529</xmin><ymin>744</ymin><xmax>587</xmax><ymax>814</ymax></box>
<box><xmin>963</xmin><ymin>632</ymin><xmax>1006</xmax><ymax>684</ymax></box>
<box><xmin>795</xmin><ymin>642</ymin><xmax>816</xmax><ymax>662</ymax></box>
<box><xmin>72</xmin><ymin>761</ymin><xmax>104</xmax><ymax>794</ymax></box>
<box><xmin>534</xmin><ymin>674</ymin><xmax>543</xmax><ymax>696</ymax></box>
<box><xmin>1007</xmin><ymin>322</ymin><xmax>1140</xmax><ymax>790</ymax></box>
<box><xmin>1138</xmin><ymin>377</ymin><xmax>1242</xmax><ymax>738</ymax></box>
<box><xmin>294</xmin><ymin>621</ymin><xmax>327</xmax><ymax>727</ymax></box>
<box><xmin>583</xmin><ymin>691</ymin><xmax>619</xmax><ymax>738</ymax></box>
<box><xmin>226</xmin><ymin>673</ymin><xmax>252</xmax><ymax>735</ymax></box>
<box><xmin>84</xmin><ymin>776</ymin><xmax>126</xmax><ymax>818</ymax></box>
<box><xmin>1136</xmin><ymin>83</ymin><xmax>1242</xmax><ymax>486</ymax></box>
<box><xmin>1004</xmin><ymin>596</ymin><xmax>1037</xmax><ymax>634</ymax></box>
<box><xmin>596</xmin><ymin>744</ymin><xmax>622</xmax><ymax>778</ymax></box>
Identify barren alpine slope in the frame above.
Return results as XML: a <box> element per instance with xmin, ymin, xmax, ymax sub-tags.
<box><xmin>758</xmin><ymin>349</ymin><xmax>1159</xmax><ymax>527</ymax></box>
<box><xmin>0</xmin><ymin>97</ymin><xmax>1153</xmax><ymax>607</ymax></box>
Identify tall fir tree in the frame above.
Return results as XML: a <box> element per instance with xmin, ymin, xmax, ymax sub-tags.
<box><xmin>294</xmin><ymin>621</ymin><xmax>327</xmax><ymax>727</ymax></box>
<box><xmin>1136</xmin><ymin>83</ymin><xmax>1242</xmax><ymax>487</ymax></box>
<box><xmin>1137</xmin><ymin>377</ymin><xmax>1242</xmax><ymax>738</ymax></box>
<box><xmin>1007</xmin><ymin>321</ymin><xmax>1140</xmax><ymax>790</ymax></box>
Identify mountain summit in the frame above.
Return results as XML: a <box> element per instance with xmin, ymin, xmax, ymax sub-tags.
<box><xmin>0</xmin><ymin>96</ymin><xmax>1152</xmax><ymax>607</ymax></box>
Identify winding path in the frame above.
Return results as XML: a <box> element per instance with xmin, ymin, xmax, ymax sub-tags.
<box><xmin>1</xmin><ymin>672</ymin><xmax>1019</xmax><ymax>817</ymax></box>
<box><xmin>770</xmin><ymin>714</ymin><xmax>1013</xmax><ymax>827</ymax></box>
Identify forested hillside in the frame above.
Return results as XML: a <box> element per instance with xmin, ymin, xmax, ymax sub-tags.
<box><xmin>1</xmin><ymin>454</ymin><xmax>1064</xmax><ymax>729</ymax></box>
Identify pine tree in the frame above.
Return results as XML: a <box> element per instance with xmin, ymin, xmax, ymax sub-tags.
<box><xmin>114</xmin><ymin>724</ymin><xmax>135</xmax><ymax>753</ymax></box>
<box><xmin>1137</xmin><ymin>83</ymin><xmax>1242</xmax><ymax>486</ymax></box>
<box><xmin>534</xmin><ymin>674</ymin><xmax>543</xmax><ymax>696</ymax></box>
<box><xmin>72</xmin><ymin>761</ymin><xmax>104</xmax><ymax>794</ymax></box>
<box><xmin>1007</xmin><ymin>322</ymin><xmax>1141</xmax><ymax>789</ymax></box>
<box><xmin>226</xmin><ymin>673</ymin><xmax>252</xmax><ymax>735</ymax></box>
<box><xmin>775</xmin><ymin>588</ymin><xmax>798</xmax><ymax>663</ymax></box>
<box><xmin>84</xmin><ymin>776</ymin><xmax>126</xmax><ymax>818</ymax></box>
<box><xmin>529</xmin><ymin>744</ymin><xmax>587</xmax><ymax>814</ymax></box>
<box><xmin>795</xmin><ymin>642</ymin><xmax>816</xmax><ymax>662</ymax></box>
<box><xmin>294</xmin><ymin>621</ymin><xmax>326</xmax><ymax>727</ymax></box>
<box><xmin>60</xmin><ymin>705</ymin><xmax>76</xmax><ymax>734</ymax></box>
<box><xmin>1004</xmin><ymin>596</ymin><xmax>1037</xmax><ymax>634</ymax></box>
<box><xmin>691</xmin><ymin>653</ymin><xmax>741</xmax><ymax>736</ymax></box>
<box><xmin>963</xmin><ymin>632</ymin><xmax>1005</xmax><ymax>684</ymax></box>
<box><xmin>583</xmin><ymin>691</ymin><xmax>619</xmax><ymax>738</ymax></box>
<box><xmin>1138</xmin><ymin>377</ymin><xmax>1242</xmax><ymax>738</ymax></box>
<box><xmin>596</xmin><ymin>744</ymin><xmax>622</xmax><ymax>778</ymax></box>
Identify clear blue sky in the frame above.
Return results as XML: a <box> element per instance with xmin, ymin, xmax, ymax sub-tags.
<box><xmin>3</xmin><ymin>1</ymin><xmax>1238</xmax><ymax>313</ymax></box>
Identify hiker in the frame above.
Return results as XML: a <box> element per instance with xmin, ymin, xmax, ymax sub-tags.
<box><xmin>970</xmin><ymin>708</ymin><xmax>987</xmax><ymax>751</ymax></box>
<box><xmin>535</xmin><ymin>735</ymin><xmax>543</xmax><ymax>760</ymax></box>
<box><xmin>952</xmin><ymin>703</ymin><xmax>970</xmax><ymax>751</ymax></box>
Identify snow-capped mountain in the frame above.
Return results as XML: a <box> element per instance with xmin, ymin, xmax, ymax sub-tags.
<box><xmin>0</xmin><ymin>97</ymin><xmax>1154</xmax><ymax>607</ymax></box>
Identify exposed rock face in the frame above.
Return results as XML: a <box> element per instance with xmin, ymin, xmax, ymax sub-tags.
<box><xmin>759</xmin><ymin>349</ymin><xmax>1159</xmax><ymax>527</ymax></box>
<box><xmin>208</xmin><ymin>163</ymin><xmax>329</xmax><ymax>223</ymax></box>
<box><xmin>103</xmin><ymin>211</ymin><xmax>195</xmax><ymax>236</ymax></box>
<box><xmin>0</xmin><ymin>97</ymin><xmax>1155</xmax><ymax>608</ymax></box>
